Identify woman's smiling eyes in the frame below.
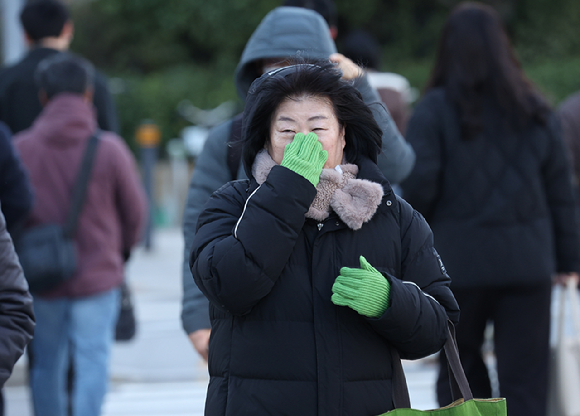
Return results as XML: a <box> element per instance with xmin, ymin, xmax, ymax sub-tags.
<box><xmin>279</xmin><ymin>128</ymin><xmax>325</xmax><ymax>134</ymax></box>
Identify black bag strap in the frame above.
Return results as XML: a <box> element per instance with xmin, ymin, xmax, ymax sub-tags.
<box><xmin>226</xmin><ymin>112</ymin><xmax>244</xmax><ymax>181</ymax></box>
<box><xmin>390</xmin><ymin>321</ymin><xmax>473</xmax><ymax>409</ymax></box>
<box><xmin>63</xmin><ymin>133</ymin><xmax>100</xmax><ymax>238</ymax></box>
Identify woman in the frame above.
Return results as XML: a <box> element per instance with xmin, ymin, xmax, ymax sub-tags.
<box><xmin>190</xmin><ymin>61</ymin><xmax>459</xmax><ymax>415</ymax></box>
<box><xmin>400</xmin><ymin>3</ymin><xmax>580</xmax><ymax>416</ymax></box>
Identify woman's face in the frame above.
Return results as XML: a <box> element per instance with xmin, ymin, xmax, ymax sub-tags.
<box><xmin>267</xmin><ymin>95</ymin><xmax>346</xmax><ymax>169</ymax></box>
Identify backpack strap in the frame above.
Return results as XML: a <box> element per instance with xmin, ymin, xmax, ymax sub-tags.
<box><xmin>63</xmin><ymin>132</ymin><xmax>100</xmax><ymax>239</ymax></box>
<box><xmin>227</xmin><ymin>113</ymin><xmax>244</xmax><ymax>181</ymax></box>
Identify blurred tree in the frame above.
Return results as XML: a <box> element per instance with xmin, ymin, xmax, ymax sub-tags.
<box><xmin>72</xmin><ymin>0</ymin><xmax>278</xmax><ymax>73</ymax></box>
<box><xmin>70</xmin><ymin>0</ymin><xmax>580</xmax><ymax>148</ymax></box>
<box><xmin>70</xmin><ymin>0</ymin><xmax>278</xmax><ymax>149</ymax></box>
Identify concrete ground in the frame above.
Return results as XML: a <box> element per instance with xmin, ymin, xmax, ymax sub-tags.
<box><xmin>3</xmin><ymin>227</ymin><xmax>442</xmax><ymax>415</ymax></box>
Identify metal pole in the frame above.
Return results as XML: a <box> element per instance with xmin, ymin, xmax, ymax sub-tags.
<box><xmin>1</xmin><ymin>0</ymin><xmax>26</xmax><ymax>65</ymax></box>
<box><xmin>136</xmin><ymin>121</ymin><xmax>161</xmax><ymax>251</ymax></box>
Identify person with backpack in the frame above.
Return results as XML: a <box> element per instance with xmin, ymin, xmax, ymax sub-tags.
<box><xmin>13</xmin><ymin>53</ymin><xmax>146</xmax><ymax>416</ymax></box>
<box><xmin>181</xmin><ymin>5</ymin><xmax>416</xmax><ymax>362</ymax></box>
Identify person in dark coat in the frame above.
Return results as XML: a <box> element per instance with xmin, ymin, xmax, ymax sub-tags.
<box><xmin>189</xmin><ymin>61</ymin><xmax>459</xmax><ymax>416</ymax></box>
<box><xmin>399</xmin><ymin>4</ymin><xmax>580</xmax><ymax>416</ymax></box>
<box><xmin>558</xmin><ymin>91</ymin><xmax>580</xmax><ymax>195</ymax></box>
<box><xmin>0</xmin><ymin>204</ymin><xmax>35</xmax><ymax>411</ymax></box>
<box><xmin>0</xmin><ymin>0</ymin><xmax>118</xmax><ymax>135</ymax></box>
<box><xmin>0</xmin><ymin>122</ymin><xmax>33</xmax><ymax>231</ymax></box>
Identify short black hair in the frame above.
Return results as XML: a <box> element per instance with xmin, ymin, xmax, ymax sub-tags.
<box><xmin>282</xmin><ymin>0</ymin><xmax>338</xmax><ymax>28</ymax></box>
<box><xmin>35</xmin><ymin>53</ymin><xmax>95</xmax><ymax>100</ymax></box>
<box><xmin>242</xmin><ymin>60</ymin><xmax>382</xmax><ymax>175</ymax></box>
<box><xmin>340</xmin><ymin>30</ymin><xmax>381</xmax><ymax>70</ymax></box>
<box><xmin>20</xmin><ymin>0</ymin><xmax>70</xmax><ymax>41</ymax></box>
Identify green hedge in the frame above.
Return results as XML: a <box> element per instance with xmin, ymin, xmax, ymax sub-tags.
<box><xmin>111</xmin><ymin>65</ymin><xmax>241</xmax><ymax>154</ymax></box>
<box><xmin>69</xmin><ymin>0</ymin><xmax>580</xmax><ymax>151</ymax></box>
<box><xmin>391</xmin><ymin>56</ymin><xmax>580</xmax><ymax>109</ymax></box>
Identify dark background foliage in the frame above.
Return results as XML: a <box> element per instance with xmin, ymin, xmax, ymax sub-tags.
<box><xmin>69</xmin><ymin>0</ymin><xmax>580</xmax><ymax>153</ymax></box>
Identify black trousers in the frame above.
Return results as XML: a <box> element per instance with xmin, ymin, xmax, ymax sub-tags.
<box><xmin>437</xmin><ymin>283</ymin><xmax>552</xmax><ymax>416</ymax></box>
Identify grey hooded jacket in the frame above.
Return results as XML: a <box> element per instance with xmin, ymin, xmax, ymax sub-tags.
<box><xmin>181</xmin><ymin>6</ymin><xmax>415</xmax><ymax>335</ymax></box>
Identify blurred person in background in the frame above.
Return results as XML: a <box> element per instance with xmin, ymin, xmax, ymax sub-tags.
<box><xmin>0</xmin><ymin>2</ymin><xmax>125</xmax><ymax>413</ymax></box>
<box><xmin>189</xmin><ymin>60</ymin><xmax>459</xmax><ymax>415</ymax></box>
<box><xmin>400</xmin><ymin>4</ymin><xmax>580</xmax><ymax>416</ymax></box>
<box><xmin>558</xmin><ymin>91</ymin><xmax>580</xmax><ymax>196</ymax></box>
<box><xmin>340</xmin><ymin>29</ymin><xmax>412</xmax><ymax>136</ymax></box>
<box><xmin>0</xmin><ymin>0</ymin><xmax>118</xmax><ymax>135</ymax></box>
<box><xmin>0</xmin><ymin>122</ymin><xmax>33</xmax><ymax>233</ymax></box>
<box><xmin>0</xmin><ymin>205</ymin><xmax>35</xmax><ymax>416</ymax></box>
<box><xmin>181</xmin><ymin>5</ymin><xmax>416</xmax><ymax>362</ymax></box>
<box><xmin>13</xmin><ymin>53</ymin><xmax>146</xmax><ymax>416</ymax></box>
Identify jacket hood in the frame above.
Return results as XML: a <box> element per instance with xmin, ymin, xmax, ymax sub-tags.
<box><xmin>234</xmin><ymin>6</ymin><xmax>337</xmax><ymax>101</ymax></box>
<box><xmin>25</xmin><ymin>93</ymin><xmax>96</xmax><ymax>147</ymax></box>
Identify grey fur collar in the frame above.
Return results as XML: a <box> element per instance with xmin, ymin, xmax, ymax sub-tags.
<box><xmin>252</xmin><ymin>149</ymin><xmax>384</xmax><ymax>230</ymax></box>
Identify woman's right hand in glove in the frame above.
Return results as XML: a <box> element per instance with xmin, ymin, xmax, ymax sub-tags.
<box><xmin>281</xmin><ymin>132</ymin><xmax>328</xmax><ymax>187</ymax></box>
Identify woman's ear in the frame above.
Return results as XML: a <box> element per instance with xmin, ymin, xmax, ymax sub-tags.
<box><xmin>340</xmin><ymin>125</ymin><xmax>346</xmax><ymax>149</ymax></box>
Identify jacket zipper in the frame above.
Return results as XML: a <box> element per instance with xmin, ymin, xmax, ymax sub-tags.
<box><xmin>317</xmin><ymin>222</ymin><xmax>324</xmax><ymax>231</ymax></box>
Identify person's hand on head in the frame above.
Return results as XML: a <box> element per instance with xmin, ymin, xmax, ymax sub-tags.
<box><xmin>281</xmin><ymin>132</ymin><xmax>328</xmax><ymax>187</ymax></box>
<box><xmin>188</xmin><ymin>329</ymin><xmax>211</xmax><ymax>362</ymax></box>
<box><xmin>331</xmin><ymin>256</ymin><xmax>391</xmax><ymax>318</ymax></box>
<box><xmin>329</xmin><ymin>53</ymin><xmax>364</xmax><ymax>80</ymax></box>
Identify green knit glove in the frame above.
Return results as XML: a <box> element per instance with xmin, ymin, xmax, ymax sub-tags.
<box><xmin>331</xmin><ymin>256</ymin><xmax>391</xmax><ymax>318</ymax></box>
<box><xmin>280</xmin><ymin>132</ymin><xmax>328</xmax><ymax>187</ymax></box>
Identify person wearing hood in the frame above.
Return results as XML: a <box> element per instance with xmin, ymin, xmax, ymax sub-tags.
<box><xmin>189</xmin><ymin>61</ymin><xmax>458</xmax><ymax>415</ymax></box>
<box><xmin>13</xmin><ymin>53</ymin><xmax>147</xmax><ymax>416</ymax></box>
<box><xmin>181</xmin><ymin>5</ymin><xmax>416</xmax><ymax>361</ymax></box>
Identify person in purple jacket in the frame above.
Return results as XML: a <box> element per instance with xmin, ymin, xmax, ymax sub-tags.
<box><xmin>13</xmin><ymin>53</ymin><xmax>147</xmax><ymax>416</ymax></box>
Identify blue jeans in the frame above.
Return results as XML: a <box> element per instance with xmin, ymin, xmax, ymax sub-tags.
<box><xmin>30</xmin><ymin>288</ymin><xmax>120</xmax><ymax>416</ymax></box>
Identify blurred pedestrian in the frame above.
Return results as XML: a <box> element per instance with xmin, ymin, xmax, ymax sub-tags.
<box><xmin>558</xmin><ymin>91</ymin><xmax>580</xmax><ymax>195</ymax></box>
<box><xmin>181</xmin><ymin>5</ymin><xmax>416</xmax><ymax>363</ymax></box>
<box><xmin>400</xmin><ymin>3</ymin><xmax>580</xmax><ymax>416</ymax></box>
<box><xmin>0</xmin><ymin>0</ymin><xmax>118</xmax><ymax>135</ymax></box>
<box><xmin>13</xmin><ymin>53</ymin><xmax>146</xmax><ymax>416</ymax></box>
<box><xmin>0</xmin><ymin>122</ymin><xmax>33</xmax><ymax>232</ymax></box>
<box><xmin>341</xmin><ymin>29</ymin><xmax>412</xmax><ymax>135</ymax></box>
<box><xmin>190</xmin><ymin>60</ymin><xmax>459</xmax><ymax>415</ymax></box>
<box><xmin>0</xmin><ymin>204</ymin><xmax>35</xmax><ymax>415</ymax></box>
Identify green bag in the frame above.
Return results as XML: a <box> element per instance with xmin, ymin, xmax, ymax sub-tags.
<box><xmin>379</xmin><ymin>323</ymin><xmax>507</xmax><ymax>416</ymax></box>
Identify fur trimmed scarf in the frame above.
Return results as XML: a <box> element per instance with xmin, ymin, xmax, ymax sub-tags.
<box><xmin>252</xmin><ymin>149</ymin><xmax>384</xmax><ymax>230</ymax></box>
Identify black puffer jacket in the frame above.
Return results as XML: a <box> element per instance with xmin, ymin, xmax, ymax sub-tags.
<box><xmin>190</xmin><ymin>155</ymin><xmax>459</xmax><ymax>416</ymax></box>
<box><xmin>0</xmin><ymin>204</ymin><xmax>34</xmax><ymax>386</ymax></box>
<box><xmin>401</xmin><ymin>88</ymin><xmax>580</xmax><ymax>288</ymax></box>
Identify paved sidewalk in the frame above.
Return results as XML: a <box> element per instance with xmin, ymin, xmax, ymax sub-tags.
<box><xmin>3</xmin><ymin>227</ymin><xmax>441</xmax><ymax>415</ymax></box>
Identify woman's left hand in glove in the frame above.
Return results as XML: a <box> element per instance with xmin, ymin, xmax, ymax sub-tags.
<box><xmin>331</xmin><ymin>256</ymin><xmax>391</xmax><ymax>318</ymax></box>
